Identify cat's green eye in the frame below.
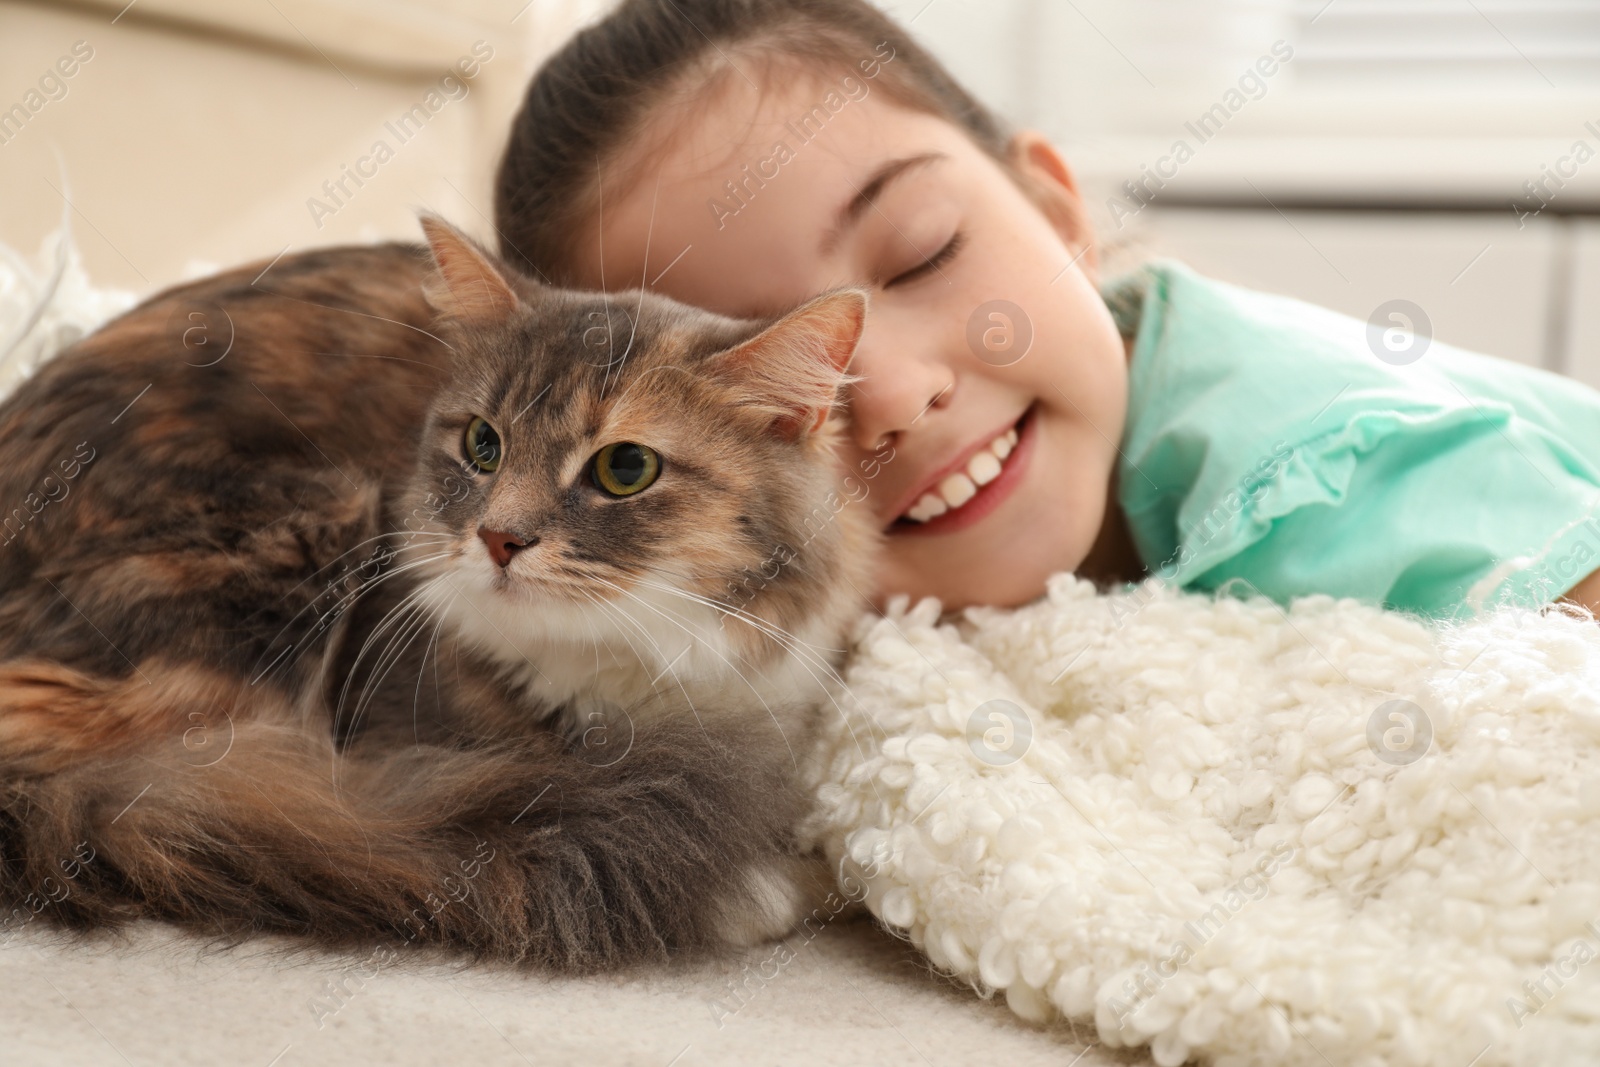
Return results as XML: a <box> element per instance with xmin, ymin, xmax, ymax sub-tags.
<box><xmin>592</xmin><ymin>442</ymin><xmax>661</xmax><ymax>497</ymax></box>
<box><xmin>464</xmin><ymin>417</ymin><xmax>502</xmax><ymax>473</ymax></box>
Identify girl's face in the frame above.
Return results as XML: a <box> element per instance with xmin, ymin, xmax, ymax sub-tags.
<box><xmin>570</xmin><ymin>69</ymin><xmax>1130</xmax><ymax>610</ymax></box>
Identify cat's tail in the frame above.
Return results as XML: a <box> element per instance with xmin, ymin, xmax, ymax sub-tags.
<box><xmin>0</xmin><ymin>657</ymin><xmax>819</xmax><ymax>970</ymax></box>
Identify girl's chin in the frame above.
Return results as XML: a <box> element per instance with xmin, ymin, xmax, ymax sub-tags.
<box><xmin>875</xmin><ymin>555</ymin><xmax>1057</xmax><ymax>612</ymax></box>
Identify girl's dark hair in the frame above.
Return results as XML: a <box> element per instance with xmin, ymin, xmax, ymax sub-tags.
<box><xmin>493</xmin><ymin>0</ymin><xmax>1010</xmax><ymax>285</ymax></box>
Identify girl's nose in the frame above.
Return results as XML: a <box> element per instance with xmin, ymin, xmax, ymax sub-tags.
<box><xmin>844</xmin><ymin>322</ymin><xmax>955</xmax><ymax>452</ymax></box>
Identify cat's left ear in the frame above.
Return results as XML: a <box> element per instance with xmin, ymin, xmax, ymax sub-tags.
<box><xmin>418</xmin><ymin>213</ymin><xmax>520</xmax><ymax>320</ymax></box>
<box><xmin>709</xmin><ymin>289</ymin><xmax>868</xmax><ymax>442</ymax></box>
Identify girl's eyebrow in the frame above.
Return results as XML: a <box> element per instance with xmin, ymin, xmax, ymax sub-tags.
<box><xmin>820</xmin><ymin>152</ymin><xmax>946</xmax><ymax>254</ymax></box>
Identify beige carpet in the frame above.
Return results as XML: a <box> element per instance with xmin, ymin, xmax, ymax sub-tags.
<box><xmin>1</xmin><ymin>917</ymin><xmax>1146</xmax><ymax>1066</ymax></box>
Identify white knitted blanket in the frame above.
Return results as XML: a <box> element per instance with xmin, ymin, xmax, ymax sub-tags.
<box><xmin>806</xmin><ymin>576</ymin><xmax>1600</xmax><ymax>1067</ymax></box>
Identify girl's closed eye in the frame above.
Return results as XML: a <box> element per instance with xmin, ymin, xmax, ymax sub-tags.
<box><xmin>884</xmin><ymin>230</ymin><xmax>965</xmax><ymax>289</ymax></box>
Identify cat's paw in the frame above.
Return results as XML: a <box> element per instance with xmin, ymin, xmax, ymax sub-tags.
<box><xmin>715</xmin><ymin>854</ymin><xmax>845</xmax><ymax>947</ymax></box>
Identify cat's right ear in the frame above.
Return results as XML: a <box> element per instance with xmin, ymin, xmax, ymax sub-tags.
<box><xmin>708</xmin><ymin>289</ymin><xmax>869</xmax><ymax>443</ymax></box>
<box><xmin>418</xmin><ymin>213</ymin><xmax>520</xmax><ymax>320</ymax></box>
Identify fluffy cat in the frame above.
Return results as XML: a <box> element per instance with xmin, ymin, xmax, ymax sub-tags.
<box><xmin>0</xmin><ymin>216</ymin><xmax>876</xmax><ymax>969</ymax></box>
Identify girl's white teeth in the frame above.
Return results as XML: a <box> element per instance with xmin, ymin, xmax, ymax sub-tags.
<box><xmin>939</xmin><ymin>472</ymin><xmax>977</xmax><ymax>508</ymax></box>
<box><xmin>968</xmin><ymin>450</ymin><xmax>1002</xmax><ymax>487</ymax></box>
<box><xmin>905</xmin><ymin>493</ymin><xmax>948</xmax><ymax>523</ymax></box>
<box><xmin>901</xmin><ymin>424</ymin><xmax>1021</xmax><ymax>524</ymax></box>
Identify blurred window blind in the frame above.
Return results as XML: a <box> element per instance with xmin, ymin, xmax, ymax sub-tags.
<box><xmin>1292</xmin><ymin>0</ymin><xmax>1600</xmax><ymax>85</ymax></box>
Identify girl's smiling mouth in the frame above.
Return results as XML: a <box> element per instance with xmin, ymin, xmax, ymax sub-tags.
<box><xmin>888</xmin><ymin>404</ymin><xmax>1037</xmax><ymax>537</ymax></box>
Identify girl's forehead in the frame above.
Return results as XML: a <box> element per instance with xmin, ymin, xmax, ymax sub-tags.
<box><xmin>646</xmin><ymin>67</ymin><xmax>905</xmax><ymax>175</ymax></box>
<box><xmin>580</xmin><ymin>79</ymin><xmax>977</xmax><ymax>315</ymax></box>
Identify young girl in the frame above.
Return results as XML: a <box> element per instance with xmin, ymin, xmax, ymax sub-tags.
<box><xmin>493</xmin><ymin>0</ymin><xmax>1600</xmax><ymax>621</ymax></box>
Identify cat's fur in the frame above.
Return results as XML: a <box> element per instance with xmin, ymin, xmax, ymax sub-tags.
<box><xmin>0</xmin><ymin>218</ymin><xmax>876</xmax><ymax>969</ymax></box>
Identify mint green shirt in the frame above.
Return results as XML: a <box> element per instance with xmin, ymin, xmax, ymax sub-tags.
<box><xmin>1106</xmin><ymin>261</ymin><xmax>1600</xmax><ymax>619</ymax></box>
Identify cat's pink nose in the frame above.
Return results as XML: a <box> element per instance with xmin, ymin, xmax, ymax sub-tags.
<box><xmin>479</xmin><ymin>527</ymin><xmax>534</xmax><ymax>568</ymax></box>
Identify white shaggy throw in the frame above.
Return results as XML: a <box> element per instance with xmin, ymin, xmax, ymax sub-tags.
<box><xmin>0</xmin><ymin>222</ymin><xmax>135</xmax><ymax>396</ymax></box>
<box><xmin>805</xmin><ymin>576</ymin><xmax>1600</xmax><ymax>1067</ymax></box>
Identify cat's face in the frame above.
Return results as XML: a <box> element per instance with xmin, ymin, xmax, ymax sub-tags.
<box><xmin>394</xmin><ymin>218</ymin><xmax>873</xmax><ymax>701</ymax></box>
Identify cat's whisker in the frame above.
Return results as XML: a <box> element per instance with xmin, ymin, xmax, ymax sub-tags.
<box><xmin>632</xmin><ymin>579</ymin><xmax>891</xmax><ymax>813</ymax></box>
<box><xmin>595</xmin><ymin>575</ymin><xmax>793</xmax><ymax>668</ymax></box>
<box><xmin>576</xmin><ymin>591</ymin><xmax>653</xmax><ymax>691</ymax></box>
<box><xmin>589</xmin><ymin>576</ymin><xmax>735</xmax><ymax>681</ymax></box>
<box><xmin>256</xmin><ymin>530</ymin><xmax>454</xmax><ymax>651</ymax></box>
<box><xmin>260</xmin><ymin>546</ymin><xmax>456</xmax><ymax>665</ymax></box>
<box><xmin>592</xmin><ymin>155</ymin><xmax>621</xmax><ymax>392</ymax></box>
<box><xmin>346</xmin><ymin>577</ymin><xmax>446</xmax><ymax>712</ymax></box>
<box><xmin>634</xmin><ymin>578</ymin><xmax>860</xmax><ymax>727</ymax></box>
<box><xmin>332</xmin><ymin>591</ymin><xmax>428</xmax><ymax>748</ymax></box>
<box><xmin>253</xmin><ymin>549</ymin><xmax>456</xmax><ymax>688</ymax></box>
<box><xmin>430</xmin><ymin>573</ymin><xmax>555</xmax><ymax>689</ymax></box>
<box><xmin>356</xmin><ymin>585</ymin><xmax>437</xmax><ymax>705</ymax></box>
<box><xmin>333</xmin><ymin>604</ymin><xmax>438</xmax><ymax>791</ymax></box>
<box><xmin>581</xmin><ymin>591</ymin><xmax>605</xmax><ymax>678</ymax></box>
<box><xmin>635</xmin><ymin>557</ymin><xmax>834</xmax><ymax>641</ymax></box>
<box><xmin>578</xmin><ymin>588</ymin><xmax>710</xmax><ymax>737</ymax></box>
<box><xmin>249</xmin><ymin>286</ymin><xmax>456</xmax><ymax>353</ymax></box>
<box><xmin>574</xmin><ymin>589</ymin><xmax>607</xmax><ymax>681</ymax></box>
<box><xmin>580</xmin><ymin>588</ymin><xmax>667</xmax><ymax>685</ymax></box>
<box><xmin>258</xmin><ymin>528</ymin><xmax>398</xmax><ymax>609</ymax></box>
<box><xmin>313</xmin><ymin>350</ymin><xmax>449</xmax><ymax>372</ymax></box>
<box><xmin>413</xmin><ymin>585</ymin><xmax>459</xmax><ymax>744</ymax></box>
<box><xmin>329</xmin><ymin>563</ymin><xmax>454</xmax><ymax>741</ymax></box>
<box><xmin>286</xmin><ymin>528</ymin><xmax>454</xmax><ymax>594</ymax></box>
<box><xmin>625</xmin><ymin>575</ymin><xmax>872</xmax><ymax>746</ymax></box>
<box><xmin>350</xmin><ymin>594</ymin><xmax>439</xmax><ymax>743</ymax></box>
<box><xmin>601</xmin><ymin>178</ymin><xmax>658</xmax><ymax>397</ymax></box>
<box><xmin>631</xmin><ymin>576</ymin><xmax>847</xmax><ymax>687</ymax></box>
<box><xmin>590</xmin><ymin>576</ymin><xmax>797</xmax><ymax>769</ymax></box>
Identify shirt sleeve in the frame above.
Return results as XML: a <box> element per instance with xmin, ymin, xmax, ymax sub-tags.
<box><xmin>1179</xmin><ymin>397</ymin><xmax>1600</xmax><ymax>619</ymax></box>
<box><xmin>1112</xmin><ymin>260</ymin><xmax>1600</xmax><ymax>619</ymax></box>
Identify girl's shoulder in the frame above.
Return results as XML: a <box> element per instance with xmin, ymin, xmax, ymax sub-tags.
<box><xmin>1105</xmin><ymin>258</ymin><xmax>1594</xmax><ymax>436</ymax></box>
<box><xmin>1107</xmin><ymin>259</ymin><xmax>1600</xmax><ymax>617</ymax></box>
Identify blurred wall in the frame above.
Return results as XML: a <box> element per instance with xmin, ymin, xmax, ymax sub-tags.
<box><xmin>5</xmin><ymin>0</ymin><xmax>1600</xmax><ymax>382</ymax></box>
<box><xmin>0</xmin><ymin>0</ymin><xmax>596</xmax><ymax>288</ymax></box>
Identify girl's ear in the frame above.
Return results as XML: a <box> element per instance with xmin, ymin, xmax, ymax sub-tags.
<box><xmin>419</xmin><ymin>213</ymin><xmax>521</xmax><ymax>320</ymax></box>
<box><xmin>1007</xmin><ymin>131</ymin><xmax>1100</xmax><ymax>280</ymax></box>
<box><xmin>707</xmin><ymin>289</ymin><xmax>869</xmax><ymax>443</ymax></box>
